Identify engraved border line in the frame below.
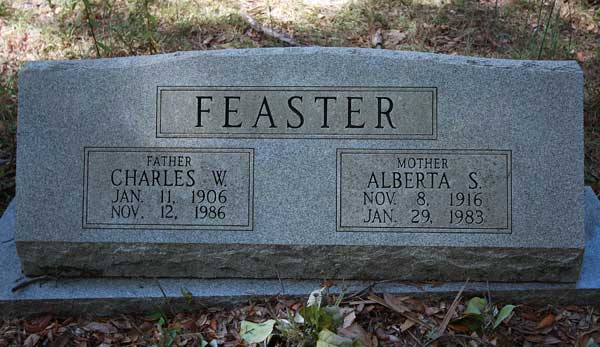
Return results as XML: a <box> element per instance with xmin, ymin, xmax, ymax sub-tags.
<box><xmin>155</xmin><ymin>86</ymin><xmax>438</xmax><ymax>140</ymax></box>
<box><xmin>82</xmin><ymin>147</ymin><xmax>254</xmax><ymax>231</ymax></box>
<box><xmin>335</xmin><ymin>148</ymin><xmax>513</xmax><ymax>234</ymax></box>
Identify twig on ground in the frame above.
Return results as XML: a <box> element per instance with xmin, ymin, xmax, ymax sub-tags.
<box><xmin>486</xmin><ymin>281</ymin><xmax>492</xmax><ymax>312</ymax></box>
<box><xmin>347</xmin><ymin>300</ymin><xmax>378</xmax><ymax>305</ymax></box>
<box><xmin>431</xmin><ymin>280</ymin><xmax>469</xmax><ymax>342</ymax></box>
<box><xmin>407</xmin><ymin>329</ymin><xmax>423</xmax><ymax>346</ymax></box>
<box><xmin>155</xmin><ymin>279</ymin><xmax>176</xmax><ymax>316</ymax></box>
<box><xmin>276</xmin><ymin>270</ymin><xmax>285</xmax><ymax>295</ymax></box>
<box><xmin>240</xmin><ymin>11</ymin><xmax>299</xmax><ymax>46</ymax></box>
<box><xmin>343</xmin><ymin>279</ymin><xmax>397</xmax><ymax>301</ymax></box>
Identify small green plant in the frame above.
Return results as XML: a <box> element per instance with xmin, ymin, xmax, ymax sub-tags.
<box><xmin>279</xmin><ymin>288</ymin><xmax>360</xmax><ymax>347</ymax></box>
<box><xmin>180</xmin><ymin>287</ymin><xmax>193</xmax><ymax>305</ymax></box>
<box><xmin>0</xmin><ymin>1</ymin><xmax>9</xmax><ymax>18</ymax></box>
<box><xmin>150</xmin><ymin>312</ymin><xmax>181</xmax><ymax>347</ymax></box>
<box><xmin>112</xmin><ymin>0</ymin><xmax>159</xmax><ymax>55</ymax></box>
<box><xmin>138</xmin><ymin>0</ymin><xmax>158</xmax><ymax>53</ymax></box>
<box><xmin>240</xmin><ymin>319</ymin><xmax>277</xmax><ymax>344</ymax></box>
<box><xmin>316</xmin><ymin>329</ymin><xmax>361</xmax><ymax>347</ymax></box>
<box><xmin>80</xmin><ymin>0</ymin><xmax>111</xmax><ymax>57</ymax></box>
<box><xmin>240</xmin><ymin>287</ymin><xmax>361</xmax><ymax>347</ymax></box>
<box><xmin>513</xmin><ymin>0</ymin><xmax>569</xmax><ymax>60</ymax></box>
<box><xmin>0</xmin><ymin>75</ymin><xmax>17</xmax><ymax>214</ymax></box>
<box><xmin>448</xmin><ymin>297</ymin><xmax>516</xmax><ymax>333</ymax></box>
<box><xmin>298</xmin><ymin>288</ymin><xmax>343</xmax><ymax>337</ymax></box>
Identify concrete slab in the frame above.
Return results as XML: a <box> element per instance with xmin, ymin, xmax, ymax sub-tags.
<box><xmin>1</xmin><ymin>187</ymin><xmax>599</xmax><ymax>318</ymax></box>
<box><xmin>580</xmin><ymin>186</ymin><xmax>600</xmax><ymax>289</ymax></box>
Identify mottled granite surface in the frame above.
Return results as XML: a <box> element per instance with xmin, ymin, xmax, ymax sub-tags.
<box><xmin>16</xmin><ymin>48</ymin><xmax>584</xmax><ymax>281</ymax></box>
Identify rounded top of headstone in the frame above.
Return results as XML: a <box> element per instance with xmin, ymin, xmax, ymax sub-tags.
<box><xmin>21</xmin><ymin>47</ymin><xmax>582</xmax><ymax>74</ymax></box>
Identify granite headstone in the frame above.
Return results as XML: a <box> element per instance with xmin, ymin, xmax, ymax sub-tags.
<box><xmin>16</xmin><ymin>48</ymin><xmax>584</xmax><ymax>282</ymax></box>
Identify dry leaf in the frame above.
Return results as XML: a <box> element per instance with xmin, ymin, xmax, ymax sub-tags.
<box><xmin>448</xmin><ymin>323</ymin><xmax>470</xmax><ymax>332</ymax></box>
<box><xmin>369</xmin><ymin>293</ymin><xmax>429</xmax><ymax>329</ymax></box>
<box><xmin>525</xmin><ymin>335</ymin><xmax>546</xmax><ymax>343</ymax></box>
<box><xmin>84</xmin><ymin>322</ymin><xmax>116</xmax><ymax>334</ymax></box>
<box><xmin>180</xmin><ymin>319</ymin><xmax>196</xmax><ymax>331</ymax></box>
<box><xmin>139</xmin><ymin>321</ymin><xmax>154</xmax><ymax>334</ymax></box>
<box><xmin>544</xmin><ymin>336</ymin><xmax>562</xmax><ymax>344</ymax></box>
<box><xmin>209</xmin><ymin>319</ymin><xmax>218</xmax><ymax>330</ymax></box>
<box><xmin>400</xmin><ymin>319</ymin><xmax>416</xmax><ymax>332</ymax></box>
<box><xmin>385</xmin><ymin>30</ymin><xmax>408</xmax><ymax>45</ymax></box>
<box><xmin>521</xmin><ymin>312</ymin><xmax>538</xmax><ymax>321</ymax></box>
<box><xmin>375</xmin><ymin>327</ymin><xmax>389</xmax><ymax>341</ymax></box>
<box><xmin>426</xmin><ymin>306</ymin><xmax>441</xmax><ymax>316</ymax></box>
<box><xmin>24</xmin><ymin>315</ymin><xmax>53</xmax><ymax>333</ymax></box>
<box><xmin>202</xmin><ymin>35</ymin><xmax>214</xmax><ymax>45</ymax></box>
<box><xmin>342</xmin><ymin>312</ymin><xmax>356</xmax><ymax>328</ymax></box>
<box><xmin>536</xmin><ymin>314</ymin><xmax>556</xmax><ymax>329</ymax></box>
<box><xmin>23</xmin><ymin>334</ymin><xmax>40</xmax><ymax>347</ymax></box>
<box><xmin>383</xmin><ymin>293</ymin><xmax>411</xmax><ymax>313</ymax></box>
<box><xmin>109</xmin><ymin>319</ymin><xmax>131</xmax><ymax>330</ymax></box>
<box><xmin>196</xmin><ymin>314</ymin><xmax>208</xmax><ymax>327</ymax></box>
<box><xmin>48</xmin><ymin>332</ymin><xmax>72</xmax><ymax>347</ymax></box>
<box><xmin>338</xmin><ymin>323</ymin><xmax>373</xmax><ymax>347</ymax></box>
<box><xmin>564</xmin><ymin>305</ymin><xmax>584</xmax><ymax>312</ymax></box>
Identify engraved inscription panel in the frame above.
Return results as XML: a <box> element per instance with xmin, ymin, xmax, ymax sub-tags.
<box><xmin>157</xmin><ymin>86</ymin><xmax>436</xmax><ymax>139</ymax></box>
<box><xmin>83</xmin><ymin>147</ymin><xmax>253</xmax><ymax>230</ymax></box>
<box><xmin>337</xmin><ymin>149</ymin><xmax>511</xmax><ymax>233</ymax></box>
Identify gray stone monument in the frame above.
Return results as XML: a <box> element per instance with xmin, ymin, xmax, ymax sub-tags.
<box><xmin>16</xmin><ymin>48</ymin><xmax>584</xmax><ymax>282</ymax></box>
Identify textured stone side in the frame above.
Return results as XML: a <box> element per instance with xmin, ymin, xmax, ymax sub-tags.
<box><xmin>16</xmin><ymin>241</ymin><xmax>583</xmax><ymax>282</ymax></box>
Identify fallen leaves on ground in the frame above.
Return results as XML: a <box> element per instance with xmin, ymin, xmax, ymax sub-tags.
<box><xmin>1</xmin><ymin>291</ymin><xmax>598</xmax><ymax>346</ymax></box>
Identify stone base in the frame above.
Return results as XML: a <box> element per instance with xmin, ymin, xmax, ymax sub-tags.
<box><xmin>16</xmin><ymin>242</ymin><xmax>584</xmax><ymax>282</ymax></box>
<box><xmin>2</xmin><ymin>188</ymin><xmax>599</xmax><ymax>318</ymax></box>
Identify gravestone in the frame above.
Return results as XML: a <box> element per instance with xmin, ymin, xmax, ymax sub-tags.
<box><xmin>16</xmin><ymin>47</ymin><xmax>584</xmax><ymax>282</ymax></box>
